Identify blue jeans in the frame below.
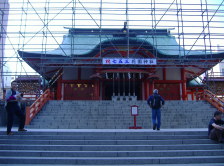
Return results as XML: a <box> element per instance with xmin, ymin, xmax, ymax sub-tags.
<box><xmin>152</xmin><ymin>108</ymin><xmax>161</xmax><ymax>129</ymax></box>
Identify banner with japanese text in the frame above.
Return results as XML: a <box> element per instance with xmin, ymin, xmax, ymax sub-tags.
<box><xmin>102</xmin><ymin>58</ymin><xmax>157</xmax><ymax>65</ymax></box>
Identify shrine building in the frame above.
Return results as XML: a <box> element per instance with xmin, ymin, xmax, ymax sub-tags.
<box><xmin>18</xmin><ymin>28</ymin><xmax>224</xmax><ymax>101</ymax></box>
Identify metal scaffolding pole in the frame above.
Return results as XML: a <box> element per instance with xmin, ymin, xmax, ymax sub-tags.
<box><xmin>0</xmin><ymin>0</ymin><xmax>223</xmax><ymax>79</ymax></box>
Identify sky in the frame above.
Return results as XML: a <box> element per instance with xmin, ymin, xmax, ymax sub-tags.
<box><xmin>3</xmin><ymin>0</ymin><xmax>224</xmax><ymax>76</ymax></box>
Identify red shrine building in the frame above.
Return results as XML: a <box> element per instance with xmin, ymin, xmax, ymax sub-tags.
<box><xmin>18</xmin><ymin>28</ymin><xmax>224</xmax><ymax>101</ymax></box>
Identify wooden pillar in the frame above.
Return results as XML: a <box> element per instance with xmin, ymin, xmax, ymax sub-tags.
<box><xmin>145</xmin><ymin>68</ymin><xmax>156</xmax><ymax>99</ymax></box>
<box><xmin>94</xmin><ymin>79</ymin><xmax>100</xmax><ymax>100</ymax></box>
<box><xmin>149</xmin><ymin>80</ymin><xmax>154</xmax><ymax>96</ymax></box>
<box><xmin>56</xmin><ymin>75</ymin><xmax>62</xmax><ymax>100</ymax></box>
<box><xmin>97</xmin><ymin>80</ymin><xmax>100</xmax><ymax>100</ymax></box>
<box><xmin>182</xmin><ymin>82</ymin><xmax>187</xmax><ymax>100</ymax></box>
<box><xmin>181</xmin><ymin>68</ymin><xmax>187</xmax><ymax>100</ymax></box>
<box><xmin>146</xmin><ymin>80</ymin><xmax>149</xmax><ymax>100</ymax></box>
<box><xmin>94</xmin><ymin>80</ymin><xmax>97</xmax><ymax>100</ymax></box>
<box><xmin>142</xmin><ymin>80</ymin><xmax>148</xmax><ymax>100</ymax></box>
<box><xmin>142</xmin><ymin>80</ymin><xmax>145</xmax><ymax>100</ymax></box>
<box><xmin>163</xmin><ymin>68</ymin><xmax>166</xmax><ymax>80</ymax></box>
<box><xmin>143</xmin><ymin>79</ymin><xmax>151</xmax><ymax>100</ymax></box>
<box><xmin>192</xmin><ymin>92</ymin><xmax>195</xmax><ymax>100</ymax></box>
<box><xmin>78</xmin><ymin>67</ymin><xmax>81</xmax><ymax>80</ymax></box>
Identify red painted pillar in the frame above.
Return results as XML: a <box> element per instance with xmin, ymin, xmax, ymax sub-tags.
<box><xmin>143</xmin><ymin>79</ymin><xmax>151</xmax><ymax>100</ymax></box>
<box><xmin>56</xmin><ymin>75</ymin><xmax>62</xmax><ymax>100</ymax></box>
<box><xmin>149</xmin><ymin>80</ymin><xmax>154</xmax><ymax>96</ymax></box>
<box><xmin>152</xmin><ymin>80</ymin><xmax>155</xmax><ymax>92</ymax></box>
<box><xmin>143</xmin><ymin>80</ymin><xmax>146</xmax><ymax>100</ymax></box>
<box><xmin>78</xmin><ymin>67</ymin><xmax>81</xmax><ymax>80</ymax></box>
<box><xmin>192</xmin><ymin>92</ymin><xmax>194</xmax><ymax>100</ymax></box>
<box><xmin>140</xmin><ymin>79</ymin><xmax>156</xmax><ymax>100</ymax></box>
<box><xmin>142</xmin><ymin>81</ymin><xmax>146</xmax><ymax>100</ymax></box>
<box><xmin>98</xmin><ymin>80</ymin><xmax>100</xmax><ymax>100</ymax></box>
<box><xmin>97</xmin><ymin>80</ymin><xmax>100</xmax><ymax>100</ymax></box>
<box><xmin>182</xmin><ymin>82</ymin><xmax>187</xmax><ymax>100</ymax></box>
<box><xmin>94</xmin><ymin>80</ymin><xmax>97</xmax><ymax>100</ymax></box>
<box><xmin>181</xmin><ymin>68</ymin><xmax>187</xmax><ymax>100</ymax></box>
<box><xmin>149</xmin><ymin>80</ymin><xmax>155</xmax><ymax>94</ymax></box>
<box><xmin>163</xmin><ymin>68</ymin><xmax>166</xmax><ymax>80</ymax></box>
<box><xmin>94</xmin><ymin>79</ymin><xmax>100</xmax><ymax>100</ymax></box>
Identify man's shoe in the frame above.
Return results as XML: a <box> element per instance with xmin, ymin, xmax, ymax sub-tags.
<box><xmin>7</xmin><ymin>132</ymin><xmax>13</xmax><ymax>135</ymax></box>
<box><xmin>157</xmin><ymin>128</ymin><xmax>160</xmax><ymax>131</ymax></box>
<box><xmin>18</xmin><ymin>128</ymin><xmax>27</xmax><ymax>132</ymax></box>
<box><xmin>153</xmin><ymin>124</ymin><xmax>157</xmax><ymax>130</ymax></box>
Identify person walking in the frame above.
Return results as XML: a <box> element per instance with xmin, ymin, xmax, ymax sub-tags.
<box><xmin>147</xmin><ymin>89</ymin><xmax>165</xmax><ymax>130</ymax></box>
<box><xmin>5</xmin><ymin>81</ymin><xmax>27</xmax><ymax>135</ymax></box>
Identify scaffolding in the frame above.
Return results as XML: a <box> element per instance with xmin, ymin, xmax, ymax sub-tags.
<box><xmin>0</xmin><ymin>0</ymin><xmax>224</xmax><ymax>92</ymax></box>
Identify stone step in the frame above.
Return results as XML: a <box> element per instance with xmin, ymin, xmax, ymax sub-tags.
<box><xmin>29</xmin><ymin>123</ymin><xmax>207</xmax><ymax>128</ymax></box>
<box><xmin>0</xmin><ymin>156</ymin><xmax>224</xmax><ymax>165</ymax></box>
<box><xmin>44</xmin><ymin>107</ymin><xmax>215</xmax><ymax>110</ymax></box>
<box><xmin>1</xmin><ymin>130</ymin><xmax>222</xmax><ymax>165</ymax></box>
<box><xmin>29</xmin><ymin>126</ymin><xmax>208</xmax><ymax>129</ymax></box>
<box><xmin>0</xmin><ymin>134</ymin><xmax>209</xmax><ymax>139</ymax></box>
<box><xmin>0</xmin><ymin>131</ymin><xmax>208</xmax><ymax>136</ymax></box>
<box><xmin>0</xmin><ymin>131</ymin><xmax>209</xmax><ymax>138</ymax></box>
<box><xmin>28</xmin><ymin>100</ymin><xmax>216</xmax><ymax>129</ymax></box>
<box><xmin>0</xmin><ymin>149</ymin><xmax>223</xmax><ymax>157</ymax></box>
<box><xmin>36</xmin><ymin>113</ymin><xmax>212</xmax><ymax>116</ymax></box>
<box><xmin>1</xmin><ymin>144</ymin><xmax>223</xmax><ymax>151</ymax></box>
<box><xmin>0</xmin><ymin>133</ymin><xmax>209</xmax><ymax>139</ymax></box>
<box><xmin>0</xmin><ymin>139</ymin><xmax>213</xmax><ymax>145</ymax></box>
<box><xmin>1</xmin><ymin>164</ymin><xmax>224</xmax><ymax>166</ymax></box>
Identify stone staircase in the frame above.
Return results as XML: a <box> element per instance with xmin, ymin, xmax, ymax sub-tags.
<box><xmin>0</xmin><ymin>130</ymin><xmax>223</xmax><ymax>165</ymax></box>
<box><xmin>28</xmin><ymin>100</ymin><xmax>216</xmax><ymax>129</ymax></box>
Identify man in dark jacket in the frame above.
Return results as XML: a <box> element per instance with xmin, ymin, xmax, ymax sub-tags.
<box><xmin>5</xmin><ymin>81</ymin><xmax>27</xmax><ymax>135</ymax></box>
<box><xmin>147</xmin><ymin>89</ymin><xmax>165</xmax><ymax>130</ymax></box>
<box><xmin>208</xmin><ymin>111</ymin><xmax>224</xmax><ymax>143</ymax></box>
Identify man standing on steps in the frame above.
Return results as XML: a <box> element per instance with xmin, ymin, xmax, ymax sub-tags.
<box><xmin>208</xmin><ymin>111</ymin><xmax>224</xmax><ymax>143</ymax></box>
<box><xmin>5</xmin><ymin>81</ymin><xmax>27</xmax><ymax>135</ymax></box>
<box><xmin>147</xmin><ymin>89</ymin><xmax>165</xmax><ymax>130</ymax></box>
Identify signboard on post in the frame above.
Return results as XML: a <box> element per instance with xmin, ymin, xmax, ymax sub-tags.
<box><xmin>131</xmin><ymin>105</ymin><xmax>138</xmax><ymax>116</ymax></box>
<box><xmin>129</xmin><ymin>105</ymin><xmax>142</xmax><ymax>129</ymax></box>
<box><xmin>102</xmin><ymin>58</ymin><xmax>157</xmax><ymax>65</ymax></box>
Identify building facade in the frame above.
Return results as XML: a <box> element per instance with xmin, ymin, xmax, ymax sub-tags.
<box><xmin>19</xmin><ymin>28</ymin><xmax>224</xmax><ymax>101</ymax></box>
